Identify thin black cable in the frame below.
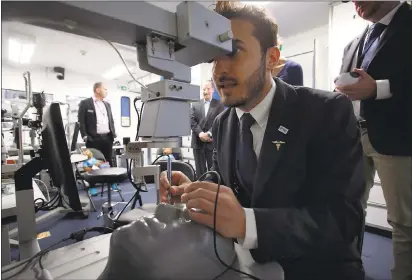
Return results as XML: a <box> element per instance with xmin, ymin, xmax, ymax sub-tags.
<box><xmin>2</xmin><ymin>227</ymin><xmax>113</xmax><ymax>279</ymax></box>
<box><xmin>126</xmin><ymin>158</ymin><xmax>147</xmax><ymax>193</ymax></box>
<box><xmin>136</xmin><ymin>102</ymin><xmax>145</xmax><ymax>141</ymax></box>
<box><xmin>114</xmin><ymin>191</ymin><xmax>139</xmax><ymax>225</ymax></box>
<box><xmin>1</xmin><ymin>237</ymin><xmax>70</xmax><ymax>276</ymax></box>
<box><xmin>133</xmin><ymin>98</ymin><xmax>141</xmax><ymax>141</ymax></box>
<box><xmin>197</xmin><ymin>171</ymin><xmax>261</xmax><ymax>280</ymax></box>
<box><xmin>152</xmin><ymin>154</ymin><xmax>166</xmax><ymax>165</ymax></box>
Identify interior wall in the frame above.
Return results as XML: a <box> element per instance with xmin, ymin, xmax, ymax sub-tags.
<box><xmin>328</xmin><ymin>2</ymin><xmax>368</xmax><ymax>89</ymax></box>
<box><xmin>2</xmin><ymin>63</ymin><xmax>142</xmax><ymax>141</ymax></box>
<box><xmin>195</xmin><ymin>25</ymin><xmax>330</xmax><ymax>92</ymax></box>
<box><xmin>281</xmin><ymin>24</ymin><xmax>330</xmax><ymax>90</ymax></box>
<box><xmin>2</xmin><ymin>62</ymin><xmax>204</xmax><ymax>145</ymax></box>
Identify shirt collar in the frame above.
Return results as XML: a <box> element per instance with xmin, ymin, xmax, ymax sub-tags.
<box><xmin>235</xmin><ymin>78</ymin><xmax>276</xmax><ymax>129</ymax></box>
<box><xmin>93</xmin><ymin>96</ymin><xmax>104</xmax><ymax>102</ymax></box>
<box><xmin>369</xmin><ymin>2</ymin><xmax>403</xmax><ymax>26</ymax></box>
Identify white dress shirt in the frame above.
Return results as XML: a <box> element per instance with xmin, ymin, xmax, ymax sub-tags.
<box><xmin>92</xmin><ymin>96</ymin><xmax>111</xmax><ymax>135</ymax></box>
<box><xmin>234</xmin><ymin>78</ymin><xmax>277</xmax><ymax>249</ymax></box>
<box><xmin>352</xmin><ymin>2</ymin><xmax>403</xmax><ymax>117</ymax></box>
<box><xmin>204</xmin><ymin>99</ymin><xmax>211</xmax><ymax>117</ymax></box>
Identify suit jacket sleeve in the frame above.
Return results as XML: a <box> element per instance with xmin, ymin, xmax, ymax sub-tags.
<box><xmin>190</xmin><ymin>104</ymin><xmax>203</xmax><ymax>136</ymax></box>
<box><xmin>251</xmin><ymin>94</ymin><xmax>364</xmax><ymax>263</ymax></box>
<box><xmin>287</xmin><ymin>64</ymin><xmax>304</xmax><ymax>86</ymax></box>
<box><xmin>78</xmin><ymin>100</ymin><xmax>88</xmax><ymax>139</ymax></box>
<box><xmin>107</xmin><ymin>102</ymin><xmax>116</xmax><ymax>138</ymax></box>
<box><xmin>203</xmin><ymin>118</ymin><xmax>222</xmax><ymax>183</ymax></box>
<box><xmin>208</xmin><ymin>103</ymin><xmax>225</xmax><ymax>133</ymax></box>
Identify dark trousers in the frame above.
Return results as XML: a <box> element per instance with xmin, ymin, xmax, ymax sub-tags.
<box><xmin>86</xmin><ymin>134</ymin><xmax>113</xmax><ymax>166</ymax></box>
<box><xmin>193</xmin><ymin>147</ymin><xmax>213</xmax><ymax>179</ymax></box>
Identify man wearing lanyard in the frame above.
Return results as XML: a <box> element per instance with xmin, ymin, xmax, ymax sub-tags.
<box><xmin>78</xmin><ymin>82</ymin><xmax>117</xmax><ymax>166</ymax></box>
<box><xmin>336</xmin><ymin>2</ymin><xmax>412</xmax><ymax>279</ymax></box>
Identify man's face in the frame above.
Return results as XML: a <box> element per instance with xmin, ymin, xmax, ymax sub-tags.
<box><xmin>353</xmin><ymin>1</ymin><xmax>384</xmax><ymax>20</ymax></box>
<box><xmin>203</xmin><ymin>83</ymin><xmax>213</xmax><ymax>101</ymax></box>
<box><xmin>96</xmin><ymin>84</ymin><xmax>108</xmax><ymax>99</ymax></box>
<box><xmin>212</xmin><ymin>18</ymin><xmax>278</xmax><ymax>108</ymax></box>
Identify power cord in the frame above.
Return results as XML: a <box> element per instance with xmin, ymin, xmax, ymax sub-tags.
<box><xmin>197</xmin><ymin>171</ymin><xmax>261</xmax><ymax>280</ymax></box>
<box><xmin>117</xmin><ymin>154</ymin><xmax>169</xmax><ymax>223</ymax></box>
<box><xmin>1</xmin><ymin>227</ymin><xmax>113</xmax><ymax>280</ymax></box>
<box><xmin>34</xmin><ymin>188</ymin><xmax>66</xmax><ymax>213</ymax></box>
<box><xmin>133</xmin><ymin>97</ymin><xmax>145</xmax><ymax>141</ymax></box>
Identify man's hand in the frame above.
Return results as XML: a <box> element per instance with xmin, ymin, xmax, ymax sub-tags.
<box><xmin>160</xmin><ymin>171</ymin><xmax>192</xmax><ymax>203</ymax></box>
<box><xmin>199</xmin><ymin>132</ymin><xmax>211</xmax><ymax>142</ymax></box>
<box><xmin>335</xmin><ymin>68</ymin><xmax>377</xmax><ymax>101</ymax></box>
<box><xmin>181</xmin><ymin>182</ymin><xmax>246</xmax><ymax>239</ymax></box>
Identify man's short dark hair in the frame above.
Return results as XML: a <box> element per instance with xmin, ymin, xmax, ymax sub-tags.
<box><xmin>93</xmin><ymin>82</ymin><xmax>103</xmax><ymax>93</ymax></box>
<box><xmin>215</xmin><ymin>1</ymin><xmax>278</xmax><ymax>52</ymax></box>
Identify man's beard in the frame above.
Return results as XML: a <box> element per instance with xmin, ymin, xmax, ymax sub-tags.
<box><xmin>225</xmin><ymin>58</ymin><xmax>266</xmax><ymax>108</ymax></box>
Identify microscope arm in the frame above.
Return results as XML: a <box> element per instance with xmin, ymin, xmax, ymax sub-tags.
<box><xmin>3</xmin><ymin>1</ymin><xmax>232</xmax><ymax>141</ymax></box>
<box><xmin>2</xmin><ymin>1</ymin><xmax>232</xmax><ymax>83</ymax></box>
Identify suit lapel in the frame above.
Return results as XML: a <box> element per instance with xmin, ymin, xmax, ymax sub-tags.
<box><xmin>252</xmin><ymin>79</ymin><xmax>299</xmax><ymax>201</ymax></box>
<box><xmin>341</xmin><ymin>29</ymin><xmax>366</xmax><ymax>72</ymax></box>
<box><xmin>205</xmin><ymin>99</ymin><xmax>216</xmax><ymax>120</ymax></box>
<box><xmin>200</xmin><ymin>99</ymin><xmax>205</xmax><ymax>118</ymax></box>
<box><xmin>219</xmin><ymin>109</ymin><xmax>238</xmax><ymax>187</ymax></box>
<box><xmin>89</xmin><ymin>97</ymin><xmax>97</xmax><ymax>119</ymax></box>
<box><xmin>367</xmin><ymin>3</ymin><xmax>408</xmax><ymax>69</ymax></box>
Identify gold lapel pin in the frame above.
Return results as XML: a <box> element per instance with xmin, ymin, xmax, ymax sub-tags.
<box><xmin>272</xmin><ymin>141</ymin><xmax>285</xmax><ymax>151</ymax></box>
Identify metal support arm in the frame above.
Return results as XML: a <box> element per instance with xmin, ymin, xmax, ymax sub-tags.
<box><xmin>14</xmin><ymin>156</ymin><xmax>45</xmax><ymax>259</ymax></box>
<box><xmin>2</xmin><ymin>1</ymin><xmax>232</xmax><ymax>83</ymax></box>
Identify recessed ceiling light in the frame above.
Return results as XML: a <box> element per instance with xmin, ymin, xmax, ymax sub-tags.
<box><xmin>8</xmin><ymin>35</ymin><xmax>36</xmax><ymax>64</ymax></box>
<box><xmin>102</xmin><ymin>64</ymin><xmax>133</xmax><ymax>80</ymax></box>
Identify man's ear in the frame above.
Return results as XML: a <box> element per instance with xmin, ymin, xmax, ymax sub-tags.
<box><xmin>266</xmin><ymin>46</ymin><xmax>280</xmax><ymax>71</ymax></box>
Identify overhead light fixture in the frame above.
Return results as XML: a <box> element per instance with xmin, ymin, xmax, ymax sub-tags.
<box><xmin>8</xmin><ymin>34</ymin><xmax>36</xmax><ymax>64</ymax></box>
<box><xmin>102</xmin><ymin>64</ymin><xmax>128</xmax><ymax>80</ymax></box>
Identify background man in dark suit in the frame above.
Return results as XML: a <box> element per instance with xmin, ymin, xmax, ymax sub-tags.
<box><xmin>159</xmin><ymin>2</ymin><xmax>365</xmax><ymax>279</ymax></box>
<box><xmin>190</xmin><ymin>81</ymin><xmax>225</xmax><ymax>177</ymax></box>
<box><xmin>78</xmin><ymin>82</ymin><xmax>116</xmax><ymax>165</ymax></box>
<box><xmin>336</xmin><ymin>2</ymin><xmax>412</xmax><ymax>279</ymax></box>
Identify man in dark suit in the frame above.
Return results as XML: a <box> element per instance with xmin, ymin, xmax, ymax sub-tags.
<box><xmin>78</xmin><ymin>82</ymin><xmax>116</xmax><ymax>165</ymax></box>
<box><xmin>190</xmin><ymin>81</ymin><xmax>225</xmax><ymax>177</ymax></box>
<box><xmin>336</xmin><ymin>2</ymin><xmax>412</xmax><ymax>279</ymax></box>
<box><xmin>158</xmin><ymin>2</ymin><xmax>365</xmax><ymax>280</ymax></box>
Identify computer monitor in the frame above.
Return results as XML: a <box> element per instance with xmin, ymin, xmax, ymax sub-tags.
<box><xmin>41</xmin><ymin>103</ymin><xmax>82</xmax><ymax>211</ymax></box>
<box><xmin>70</xmin><ymin>122</ymin><xmax>80</xmax><ymax>152</ymax></box>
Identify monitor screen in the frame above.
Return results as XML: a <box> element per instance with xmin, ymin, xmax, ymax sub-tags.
<box><xmin>41</xmin><ymin>103</ymin><xmax>82</xmax><ymax>211</ymax></box>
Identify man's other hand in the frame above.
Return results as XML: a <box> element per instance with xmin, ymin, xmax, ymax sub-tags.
<box><xmin>160</xmin><ymin>171</ymin><xmax>192</xmax><ymax>203</ymax></box>
<box><xmin>335</xmin><ymin>68</ymin><xmax>377</xmax><ymax>100</ymax></box>
<box><xmin>199</xmin><ymin>132</ymin><xmax>211</xmax><ymax>142</ymax></box>
<box><xmin>181</xmin><ymin>182</ymin><xmax>246</xmax><ymax>239</ymax></box>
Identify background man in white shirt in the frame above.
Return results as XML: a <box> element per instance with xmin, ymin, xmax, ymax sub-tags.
<box><xmin>158</xmin><ymin>2</ymin><xmax>365</xmax><ymax>280</ymax></box>
<box><xmin>190</xmin><ymin>81</ymin><xmax>225</xmax><ymax>178</ymax></box>
<box><xmin>78</xmin><ymin>82</ymin><xmax>116</xmax><ymax>165</ymax></box>
<box><xmin>337</xmin><ymin>2</ymin><xmax>412</xmax><ymax>279</ymax></box>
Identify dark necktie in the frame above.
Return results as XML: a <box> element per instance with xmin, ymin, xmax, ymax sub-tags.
<box><xmin>358</xmin><ymin>23</ymin><xmax>386</xmax><ymax>119</ymax></box>
<box><xmin>359</xmin><ymin>23</ymin><xmax>386</xmax><ymax>68</ymax></box>
<box><xmin>363</xmin><ymin>23</ymin><xmax>386</xmax><ymax>54</ymax></box>
<box><xmin>236</xmin><ymin>113</ymin><xmax>257</xmax><ymax>191</ymax></box>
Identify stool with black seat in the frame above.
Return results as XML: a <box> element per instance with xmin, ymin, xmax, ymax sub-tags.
<box><xmin>114</xmin><ymin>160</ymin><xmax>196</xmax><ymax>228</ymax></box>
<box><xmin>82</xmin><ymin>148</ymin><xmax>125</xmax><ymax>202</ymax></box>
<box><xmin>83</xmin><ymin>167</ymin><xmax>128</xmax><ymax>225</ymax></box>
